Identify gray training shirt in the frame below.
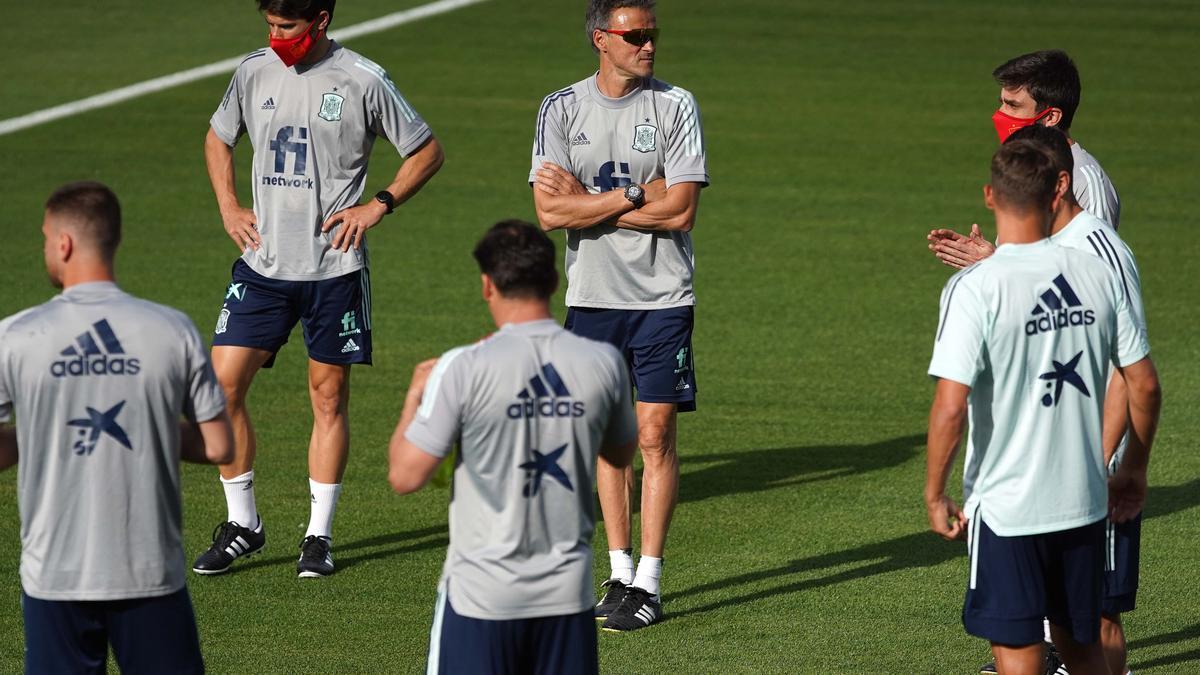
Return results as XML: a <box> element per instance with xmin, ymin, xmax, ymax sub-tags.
<box><xmin>1071</xmin><ymin>142</ymin><xmax>1121</xmax><ymax>230</ymax></box>
<box><xmin>405</xmin><ymin>320</ymin><xmax>638</xmax><ymax>620</ymax></box>
<box><xmin>0</xmin><ymin>282</ymin><xmax>226</xmax><ymax>601</ymax></box>
<box><xmin>530</xmin><ymin>75</ymin><xmax>709</xmax><ymax>310</ymax></box>
<box><xmin>212</xmin><ymin>42</ymin><xmax>433</xmax><ymax>281</ymax></box>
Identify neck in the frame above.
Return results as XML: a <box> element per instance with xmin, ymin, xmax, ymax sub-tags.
<box><xmin>489</xmin><ymin>298</ymin><xmax>553</xmax><ymax>328</ymax></box>
<box><xmin>596</xmin><ymin>62</ymin><xmax>643</xmax><ymax>98</ymax></box>
<box><xmin>995</xmin><ymin>209</ymin><xmax>1050</xmax><ymax>245</ymax></box>
<box><xmin>1049</xmin><ymin>201</ymin><xmax>1084</xmax><ymax>235</ymax></box>
<box><xmin>299</xmin><ymin>36</ymin><xmax>333</xmax><ymax>66</ymax></box>
<box><xmin>61</xmin><ymin>263</ymin><xmax>116</xmax><ymax>289</ymax></box>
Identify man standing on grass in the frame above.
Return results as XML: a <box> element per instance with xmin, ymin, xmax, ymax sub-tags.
<box><xmin>930</xmin><ymin>49</ymin><xmax>1121</xmax><ymax>271</ymax></box>
<box><xmin>0</xmin><ymin>182</ymin><xmax>234</xmax><ymax>672</ymax></box>
<box><xmin>529</xmin><ymin>0</ymin><xmax>708</xmax><ymax>631</ymax></box>
<box><xmin>195</xmin><ymin>0</ymin><xmax>444</xmax><ymax>578</ymax></box>
<box><xmin>924</xmin><ymin>140</ymin><xmax>1161</xmax><ymax>674</ymax></box>
<box><xmin>387</xmin><ymin>221</ymin><xmax>638</xmax><ymax>674</ymax></box>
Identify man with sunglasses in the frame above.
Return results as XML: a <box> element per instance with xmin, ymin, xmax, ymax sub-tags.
<box><xmin>529</xmin><ymin>0</ymin><xmax>709</xmax><ymax>633</ymax></box>
<box><xmin>194</xmin><ymin>0</ymin><xmax>444</xmax><ymax>579</ymax></box>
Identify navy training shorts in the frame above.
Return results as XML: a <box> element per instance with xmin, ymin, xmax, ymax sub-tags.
<box><xmin>1104</xmin><ymin>512</ymin><xmax>1141</xmax><ymax>615</ymax></box>
<box><xmin>22</xmin><ymin>587</ymin><xmax>203</xmax><ymax>674</ymax></box>
<box><xmin>963</xmin><ymin>517</ymin><xmax>1106</xmax><ymax>646</ymax></box>
<box><xmin>211</xmin><ymin>259</ymin><xmax>372</xmax><ymax>367</ymax></box>
<box><xmin>564</xmin><ymin>305</ymin><xmax>696</xmax><ymax>412</ymax></box>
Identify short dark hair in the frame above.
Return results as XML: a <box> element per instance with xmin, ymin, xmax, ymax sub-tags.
<box><xmin>992</xmin><ymin>50</ymin><xmax>1081</xmax><ymax>133</ymax></box>
<box><xmin>990</xmin><ymin>139</ymin><xmax>1061</xmax><ymax>214</ymax></box>
<box><xmin>257</xmin><ymin>0</ymin><xmax>335</xmax><ymax>21</ymax></box>
<box><xmin>1006</xmin><ymin>124</ymin><xmax>1073</xmax><ymax>176</ymax></box>
<box><xmin>585</xmin><ymin>0</ymin><xmax>656</xmax><ymax>52</ymax></box>
<box><xmin>45</xmin><ymin>181</ymin><xmax>122</xmax><ymax>260</ymax></box>
<box><xmin>472</xmin><ymin>220</ymin><xmax>558</xmax><ymax>300</ymax></box>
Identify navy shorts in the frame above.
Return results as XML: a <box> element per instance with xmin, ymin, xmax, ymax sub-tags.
<box><xmin>1104</xmin><ymin>512</ymin><xmax>1141</xmax><ymax>615</ymax></box>
<box><xmin>22</xmin><ymin>587</ymin><xmax>203</xmax><ymax>674</ymax></box>
<box><xmin>963</xmin><ymin>517</ymin><xmax>1105</xmax><ymax>646</ymax></box>
<box><xmin>565</xmin><ymin>306</ymin><xmax>696</xmax><ymax>412</ymax></box>
<box><xmin>427</xmin><ymin>588</ymin><xmax>598</xmax><ymax>675</ymax></box>
<box><xmin>212</xmin><ymin>259</ymin><xmax>372</xmax><ymax>367</ymax></box>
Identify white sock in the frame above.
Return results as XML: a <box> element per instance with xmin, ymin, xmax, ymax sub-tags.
<box><xmin>608</xmin><ymin>549</ymin><xmax>633</xmax><ymax>584</ymax></box>
<box><xmin>1043</xmin><ymin>618</ymin><xmax>1052</xmax><ymax>643</ymax></box>
<box><xmin>305</xmin><ymin>479</ymin><xmax>342</xmax><ymax>539</ymax></box>
<box><xmin>220</xmin><ymin>471</ymin><xmax>258</xmax><ymax>529</ymax></box>
<box><xmin>632</xmin><ymin>555</ymin><xmax>663</xmax><ymax>597</ymax></box>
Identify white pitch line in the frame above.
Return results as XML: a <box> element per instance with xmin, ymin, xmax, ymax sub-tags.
<box><xmin>0</xmin><ymin>0</ymin><xmax>491</xmax><ymax>137</ymax></box>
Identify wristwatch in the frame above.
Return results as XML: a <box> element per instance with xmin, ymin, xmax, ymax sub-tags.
<box><xmin>373</xmin><ymin>190</ymin><xmax>395</xmax><ymax>214</ymax></box>
<box><xmin>623</xmin><ymin>184</ymin><xmax>645</xmax><ymax>209</ymax></box>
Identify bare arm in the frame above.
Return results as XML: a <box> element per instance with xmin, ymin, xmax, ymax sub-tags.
<box><xmin>205</xmin><ymin>127</ymin><xmax>261</xmax><ymax>251</ymax></box>
<box><xmin>925</xmin><ymin>378</ymin><xmax>970</xmax><ymax>540</ymax></box>
<box><xmin>387</xmin><ymin>359</ymin><xmax>444</xmax><ymax>494</ymax></box>
<box><xmin>531</xmin><ymin>162</ymin><xmax>639</xmax><ymax>231</ymax></box>
<box><xmin>1108</xmin><ymin>357</ymin><xmax>1162</xmax><ymax>523</ymax></box>
<box><xmin>0</xmin><ymin>425</ymin><xmax>16</xmax><ymax>471</ymax></box>
<box><xmin>179</xmin><ymin>412</ymin><xmax>235</xmax><ymax>465</ymax></box>
<box><xmin>1101</xmin><ymin>370</ymin><xmax>1130</xmax><ymax>465</ymax></box>
<box><xmin>615</xmin><ymin>182</ymin><xmax>701</xmax><ymax>233</ymax></box>
<box><xmin>322</xmin><ymin>137</ymin><xmax>446</xmax><ymax>251</ymax></box>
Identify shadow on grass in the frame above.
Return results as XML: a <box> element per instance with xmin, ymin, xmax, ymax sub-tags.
<box><xmin>1144</xmin><ymin>478</ymin><xmax>1200</xmax><ymax>519</ymax></box>
<box><xmin>230</xmin><ymin>524</ymin><xmax>447</xmax><ymax>573</ymax></box>
<box><xmin>678</xmin><ymin>433</ymin><xmax>925</xmax><ymax>504</ymax></box>
<box><xmin>669</xmin><ymin>530</ymin><xmax>961</xmax><ymax>619</ymax></box>
<box><xmin>1129</xmin><ymin>622</ymin><xmax>1200</xmax><ymax>670</ymax></box>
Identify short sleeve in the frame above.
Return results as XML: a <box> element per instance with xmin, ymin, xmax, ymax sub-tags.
<box><xmin>210</xmin><ymin>64</ymin><xmax>249</xmax><ymax>146</ymax></box>
<box><xmin>928</xmin><ymin>271</ymin><xmax>988</xmax><ymax>387</ymax></box>
<box><xmin>0</xmin><ymin>315</ymin><xmax>18</xmax><ymax>424</ymax></box>
<box><xmin>181</xmin><ymin>319</ymin><xmax>226</xmax><ymax>423</ymax></box>
<box><xmin>1109</xmin><ymin>272</ymin><xmax>1150</xmax><ymax>368</ymax></box>
<box><xmin>360</xmin><ymin>60</ymin><xmax>433</xmax><ymax>157</ymax></box>
<box><xmin>529</xmin><ymin>89</ymin><xmax>575</xmax><ymax>183</ymax></box>
<box><xmin>603</xmin><ymin>349</ymin><xmax>638</xmax><ymax>449</ymax></box>
<box><xmin>404</xmin><ymin>347</ymin><xmax>470</xmax><ymax>458</ymax></box>
<box><xmin>662</xmin><ymin>87</ymin><xmax>709</xmax><ymax>188</ymax></box>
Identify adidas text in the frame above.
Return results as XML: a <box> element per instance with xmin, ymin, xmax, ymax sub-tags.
<box><xmin>1025</xmin><ymin>309</ymin><xmax>1095</xmax><ymax>336</ymax></box>
<box><xmin>51</xmin><ymin>354</ymin><xmax>141</xmax><ymax>378</ymax></box>
<box><xmin>507</xmin><ymin>399</ymin><xmax>586</xmax><ymax>419</ymax></box>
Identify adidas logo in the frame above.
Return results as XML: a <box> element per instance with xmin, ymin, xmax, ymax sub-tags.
<box><xmin>571</xmin><ymin>131</ymin><xmax>591</xmax><ymax>146</ymax></box>
<box><xmin>51</xmin><ymin>319</ymin><xmax>141</xmax><ymax>378</ymax></box>
<box><xmin>675</xmin><ymin>377</ymin><xmax>690</xmax><ymax>391</ymax></box>
<box><xmin>507</xmin><ymin>363</ymin><xmax>586</xmax><ymax>419</ymax></box>
<box><xmin>1025</xmin><ymin>274</ymin><xmax>1095</xmax><ymax>336</ymax></box>
<box><xmin>262</xmin><ymin>97</ymin><xmax>276</xmax><ymax>110</ymax></box>
<box><xmin>341</xmin><ymin>339</ymin><xmax>360</xmax><ymax>353</ymax></box>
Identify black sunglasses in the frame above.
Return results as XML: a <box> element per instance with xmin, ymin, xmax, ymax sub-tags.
<box><xmin>601</xmin><ymin>28</ymin><xmax>660</xmax><ymax>46</ymax></box>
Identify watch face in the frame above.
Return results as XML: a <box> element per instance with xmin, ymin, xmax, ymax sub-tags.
<box><xmin>626</xmin><ymin>185</ymin><xmax>643</xmax><ymax>200</ymax></box>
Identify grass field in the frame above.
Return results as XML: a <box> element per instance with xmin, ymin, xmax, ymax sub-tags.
<box><xmin>2</xmin><ymin>0</ymin><xmax>1198</xmax><ymax>672</ymax></box>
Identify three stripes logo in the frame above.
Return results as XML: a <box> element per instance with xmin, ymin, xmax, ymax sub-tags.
<box><xmin>50</xmin><ymin>319</ymin><xmax>141</xmax><ymax>378</ymax></box>
<box><xmin>571</xmin><ymin>131</ymin><xmax>591</xmax><ymax>146</ymax></box>
<box><xmin>1024</xmin><ymin>274</ymin><xmax>1095</xmax><ymax>336</ymax></box>
<box><xmin>506</xmin><ymin>363</ymin><xmax>586</xmax><ymax>419</ymax></box>
<box><xmin>261</xmin><ymin>97</ymin><xmax>276</xmax><ymax>110</ymax></box>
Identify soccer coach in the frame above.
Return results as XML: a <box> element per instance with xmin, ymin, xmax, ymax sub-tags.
<box><xmin>529</xmin><ymin>0</ymin><xmax>708</xmax><ymax>632</ymax></box>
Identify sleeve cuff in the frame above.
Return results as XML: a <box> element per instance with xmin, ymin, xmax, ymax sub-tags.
<box><xmin>665</xmin><ymin>173</ymin><xmax>710</xmax><ymax>189</ymax></box>
<box><xmin>397</xmin><ymin>127</ymin><xmax>434</xmax><ymax>158</ymax></box>
<box><xmin>404</xmin><ymin>425</ymin><xmax>451</xmax><ymax>459</ymax></box>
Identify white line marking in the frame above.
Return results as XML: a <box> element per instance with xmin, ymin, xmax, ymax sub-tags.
<box><xmin>0</xmin><ymin>0</ymin><xmax>492</xmax><ymax>137</ymax></box>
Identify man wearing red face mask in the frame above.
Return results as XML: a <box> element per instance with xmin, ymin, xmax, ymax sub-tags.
<box><xmin>929</xmin><ymin>50</ymin><xmax>1122</xmax><ymax>272</ymax></box>
<box><xmin>195</xmin><ymin>0</ymin><xmax>444</xmax><ymax>579</ymax></box>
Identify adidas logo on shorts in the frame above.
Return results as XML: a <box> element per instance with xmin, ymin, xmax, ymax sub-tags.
<box><xmin>341</xmin><ymin>339</ymin><xmax>360</xmax><ymax>353</ymax></box>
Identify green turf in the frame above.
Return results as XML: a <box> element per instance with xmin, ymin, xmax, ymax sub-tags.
<box><xmin>1</xmin><ymin>0</ymin><xmax>1198</xmax><ymax>672</ymax></box>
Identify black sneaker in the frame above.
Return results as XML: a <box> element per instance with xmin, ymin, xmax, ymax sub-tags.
<box><xmin>192</xmin><ymin>519</ymin><xmax>265</xmax><ymax>575</ymax></box>
<box><xmin>297</xmin><ymin>535</ymin><xmax>334</xmax><ymax>578</ymax></box>
<box><xmin>1044</xmin><ymin>643</ymin><xmax>1068</xmax><ymax>675</ymax></box>
<box><xmin>601</xmin><ymin>585</ymin><xmax>661</xmax><ymax>632</ymax></box>
<box><xmin>594</xmin><ymin>579</ymin><xmax>628</xmax><ymax>620</ymax></box>
<box><xmin>980</xmin><ymin>662</ymin><xmax>997</xmax><ymax>674</ymax></box>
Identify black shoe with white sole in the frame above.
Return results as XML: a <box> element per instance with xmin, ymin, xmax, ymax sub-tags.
<box><xmin>594</xmin><ymin>579</ymin><xmax>628</xmax><ymax>619</ymax></box>
<box><xmin>601</xmin><ymin>585</ymin><xmax>661</xmax><ymax>632</ymax></box>
<box><xmin>297</xmin><ymin>535</ymin><xmax>334</xmax><ymax>578</ymax></box>
<box><xmin>192</xmin><ymin>519</ymin><xmax>265</xmax><ymax>575</ymax></box>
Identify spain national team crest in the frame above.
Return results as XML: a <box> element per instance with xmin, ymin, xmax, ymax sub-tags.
<box><xmin>632</xmin><ymin>124</ymin><xmax>657</xmax><ymax>153</ymax></box>
<box><xmin>318</xmin><ymin>93</ymin><xmax>344</xmax><ymax>122</ymax></box>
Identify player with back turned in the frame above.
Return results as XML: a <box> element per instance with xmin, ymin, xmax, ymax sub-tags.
<box><xmin>530</xmin><ymin>0</ymin><xmax>709</xmax><ymax>632</ymax></box>
<box><xmin>924</xmin><ymin>140</ymin><xmax>1161</xmax><ymax>674</ymax></box>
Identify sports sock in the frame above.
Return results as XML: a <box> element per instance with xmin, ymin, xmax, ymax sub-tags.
<box><xmin>305</xmin><ymin>479</ymin><xmax>342</xmax><ymax>540</ymax></box>
<box><xmin>632</xmin><ymin>555</ymin><xmax>663</xmax><ymax>597</ymax></box>
<box><xmin>1043</xmin><ymin>618</ymin><xmax>1052</xmax><ymax>643</ymax></box>
<box><xmin>220</xmin><ymin>471</ymin><xmax>259</xmax><ymax>529</ymax></box>
<box><xmin>609</xmin><ymin>548</ymin><xmax>634</xmax><ymax>584</ymax></box>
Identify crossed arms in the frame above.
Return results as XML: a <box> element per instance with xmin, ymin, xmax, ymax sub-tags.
<box><xmin>532</xmin><ymin>162</ymin><xmax>700</xmax><ymax>233</ymax></box>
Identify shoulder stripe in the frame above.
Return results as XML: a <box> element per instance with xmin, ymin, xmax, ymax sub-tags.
<box><xmin>663</xmin><ymin>89</ymin><xmax>702</xmax><ymax>156</ymax></box>
<box><xmin>535</xmin><ymin>87</ymin><xmax>575</xmax><ymax>156</ymax></box>
<box><xmin>936</xmin><ymin>266</ymin><xmax>979</xmax><ymax>342</ymax></box>
<box><xmin>354</xmin><ymin>60</ymin><xmax>418</xmax><ymax>123</ymax></box>
<box><xmin>1085</xmin><ymin>233</ymin><xmax>1106</xmax><ymax>262</ymax></box>
<box><xmin>417</xmin><ymin>346</ymin><xmax>470</xmax><ymax>420</ymax></box>
<box><xmin>1094</xmin><ymin>230</ymin><xmax>1132</xmax><ymax>299</ymax></box>
<box><xmin>239</xmin><ymin>49</ymin><xmax>268</xmax><ymax>66</ymax></box>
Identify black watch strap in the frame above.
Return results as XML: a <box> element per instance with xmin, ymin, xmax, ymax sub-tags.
<box><xmin>374</xmin><ymin>190</ymin><xmax>395</xmax><ymax>214</ymax></box>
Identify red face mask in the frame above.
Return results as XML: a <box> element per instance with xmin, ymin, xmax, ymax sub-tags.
<box><xmin>269</xmin><ymin>20</ymin><xmax>325</xmax><ymax>67</ymax></box>
<box><xmin>992</xmin><ymin>107</ymin><xmax>1056</xmax><ymax>143</ymax></box>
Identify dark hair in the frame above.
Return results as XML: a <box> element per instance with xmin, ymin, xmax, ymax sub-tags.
<box><xmin>472</xmin><ymin>220</ymin><xmax>558</xmax><ymax>300</ymax></box>
<box><xmin>990</xmin><ymin>139</ymin><xmax>1060</xmax><ymax>213</ymax></box>
<box><xmin>45</xmin><ymin>181</ymin><xmax>122</xmax><ymax>260</ymax></box>
<box><xmin>992</xmin><ymin>50</ymin><xmax>1081</xmax><ymax>133</ymax></box>
<box><xmin>257</xmin><ymin>0</ymin><xmax>335</xmax><ymax>21</ymax></box>
<box><xmin>585</xmin><ymin>0</ymin><xmax>656</xmax><ymax>52</ymax></box>
<box><xmin>1006</xmin><ymin>124</ymin><xmax>1073</xmax><ymax>176</ymax></box>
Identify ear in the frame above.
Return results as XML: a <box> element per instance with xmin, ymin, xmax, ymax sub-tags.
<box><xmin>315</xmin><ymin>10</ymin><xmax>331</xmax><ymax>32</ymax></box>
<box><xmin>983</xmin><ymin>184</ymin><xmax>996</xmax><ymax>211</ymax></box>
<box><xmin>480</xmin><ymin>273</ymin><xmax>494</xmax><ymax>301</ymax></box>
<box><xmin>593</xmin><ymin>29</ymin><xmax>607</xmax><ymax>53</ymax></box>
<box><xmin>58</xmin><ymin>229</ymin><xmax>74</xmax><ymax>263</ymax></box>
<box><xmin>1042</xmin><ymin>107</ymin><xmax>1063</xmax><ymax>129</ymax></box>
